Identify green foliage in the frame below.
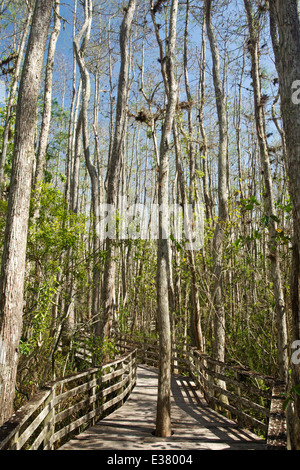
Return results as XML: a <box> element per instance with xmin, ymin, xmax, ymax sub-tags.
<box><xmin>77</xmin><ymin>334</ymin><xmax>119</xmax><ymax>367</ymax></box>
<box><xmin>17</xmin><ymin>183</ymin><xmax>89</xmax><ymax>396</ymax></box>
<box><xmin>282</xmin><ymin>385</ymin><xmax>300</xmax><ymax>411</ymax></box>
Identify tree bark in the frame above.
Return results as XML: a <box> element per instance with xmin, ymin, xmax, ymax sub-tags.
<box><xmin>151</xmin><ymin>0</ymin><xmax>179</xmax><ymax>438</ymax></box>
<box><xmin>34</xmin><ymin>0</ymin><xmax>61</xmax><ymax>190</ymax></box>
<box><xmin>0</xmin><ymin>0</ymin><xmax>54</xmax><ymax>426</ymax></box>
<box><xmin>204</xmin><ymin>0</ymin><xmax>229</xmax><ymax>412</ymax></box>
<box><xmin>0</xmin><ymin>3</ymin><xmax>33</xmax><ymax>190</ymax></box>
<box><xmin>73</xmin><ymin>0</ymin><xmax>103</xmax><ymax>344</ymax></box>
<box><xmin>205</xmin><ymin>0</ymin><xmax>228</xmax><ymax>364</ymax></box>
<box><xmin>182</xmin><ymin>0</ymin><xmax>204</xmax><ymax>351</ymax></box>
<box><xmin>244</xmin><ymin>0</ymin><xmax>288</xmax><ymax>384</ymax></box>
<box><xmin>269</xmin><ymin>0</ymin><xmax>300</xmax><ymax>449</ymax></box>
<box><xmin>99</xmin><ymin>0</ymin><xmax>136</xmax><ymax>341</ymax></box>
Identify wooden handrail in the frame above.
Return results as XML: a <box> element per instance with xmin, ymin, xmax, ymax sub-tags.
<box><xmin>188</xmin><ymin>347</ymin><xmax>275</xmax><ymax>435</ymax></box>
<box><xmin>117</xmin><ymin>334</ymin><xmax>287</xmax><ymax>449</ymax></box>
<box><xmin>266</xmin><ymin>382</ymin><xmax>287</xmax><ymax>450</ymax></box>
<box><xmin>0</xmin><ymin>349</ymin><xmax>137</xmax><ymax>450</ymax></box>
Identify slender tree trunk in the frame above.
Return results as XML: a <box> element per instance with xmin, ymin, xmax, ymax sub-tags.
<box><xmin>244</xmin><ymin>0</ymin><xmax>288</xmax><ymax>383</ymax></box>
<box><xmin>73</xmin><ymin>0</ymin><xmax>103</xmax><ymax>344</ymax></box>
<box><xmin>205</xmin><ymin>0</ymin><xmax>228</xmax><ymax>363</ymax></box>
<box><xmin>151</xmin><ymin>0</ymin><xmax>179</xmax><ymax>438</ymax></box>
<box><xmin>34</xmin><ymin>0</ymin><xmax>61</xmax><ymax>190</ymax></box>
<box><xmin>100</xmin><ymin>0</ymin><xmax>136</xmax><ymax>341</ymax></box>
<box><xmin>0</xmin><ymin>3</ymin><xmax>33</xmax><ymax>190</ymax></box>
<box><xmin>197</xmin><ymin>11</ymin><xmax>213</xmax><ymax>223</ymax></box>
<box><xmin>0</xmin><ymin>0</ymin><xmax>53</xmax><ymax>426</ymax></box>
<box><xmin>205</xmin><ymin>0</ymin><xmax>229</xmax><ymax>411</ymax></box>
<box><xmin>65</xmin><ymin>0</ymin><xmax>78</xmax><ymax>208</ymax></box>
<box><xmin>182</xmin><ymin>0</ymin><xmax>204</xmax><ymax>351</ymax></box>
<box><xmin>173</xmin><ymin>120</ymin><xmax>204</xmax><ymax>351</ymax></box>
<box><xmin>269</xmin><ymin>0</ymin><xmax>300</xmax><ymax>450</ymax></box>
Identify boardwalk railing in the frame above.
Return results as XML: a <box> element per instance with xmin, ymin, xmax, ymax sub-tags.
<box><xmin>117</xmin><ymin>334</ymin><xmax>287</xmax><ymax>449</ymax></box>
<box><xmin>116</xmin><ymin>333</ymin><xmax>189</xmax><ymax>375</ymax></box>
<box><xmin>188</xmin><ymin>347</ymin><xmax>286</xmax><ymax>449</ymax></box>
<box><xmin>0</xmin><ymin>349</ymin><xmax>137</xmax><ymax>450</ymax></box>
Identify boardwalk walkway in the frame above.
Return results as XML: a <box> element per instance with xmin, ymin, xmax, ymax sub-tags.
<box><xmin>60</xmin><ymin>365</ymin><xmax>266</xmax><ymax>451</ymax></box>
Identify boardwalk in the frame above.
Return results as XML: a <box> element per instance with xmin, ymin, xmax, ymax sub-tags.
<box><xmin>60</xmin><ymin>365</ymin><xmax>266</xmax><ymax>451</ymax></box>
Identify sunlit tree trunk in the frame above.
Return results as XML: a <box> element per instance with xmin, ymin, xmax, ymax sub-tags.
<box><xmin>34</xmin><ymin>0</ymin><xmax>61</xmax><ymax>190</ymax></box>
<box><xmin>151</xmin><ymin>0</ymin><xmax>179</xmax><ymax>438</ymax></box>
<box><xmin>0</xmin><ymin>3</ymin><xmax>33</xmax><ymax>190</ymax></box>
<box><xmin>244</xmin><ymin>0</ymin><xmax>288</xmax><ymax>384</ymax></box>
<box><xmin>0</xmin><ymin>0</ymin><xmax>54</xmax><ymax>426</ymax></box>
<box><xmin>204</xmin><ymin>0</ymin><xmax>229</xmax><ymax>411</ymax></box>
<box><xmin>100</xmin><ymin>0</ymin><xmax>136</xmax><ymax>342</ymax></box>
<box><xmin>269</xmin><ymin>0</ymin><xmax>300</xmax><ymax>450</ymax></box>
<box><xmin>205</xmin><ymin>0</ymin><xmax>228</xmax><ymax>364</ymax></box>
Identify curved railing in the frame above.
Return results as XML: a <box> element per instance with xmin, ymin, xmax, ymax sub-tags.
<box><xmin>116</xmin><ymin>334</ymin><xmax>287</xmax><ymax>449</ymax></box>
<box><xmin>0</xmin><ymin>349</ymin><xmax>137</xmax><ymax>450</ymax></box>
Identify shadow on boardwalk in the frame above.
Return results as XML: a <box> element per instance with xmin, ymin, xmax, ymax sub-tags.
<box><xmin>60</xmin><ymin>365</ymin><xmax>266</xmax><ymax>451</ymax></box>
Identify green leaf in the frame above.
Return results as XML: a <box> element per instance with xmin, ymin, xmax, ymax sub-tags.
<box><xmin>262</xmin><ymin>215</ymin><xmax>270</xmax><ymax>226</ymax></box>
<box><xmin>270</xmin><ymin>214</ymin><xmax>280</xmax><ymax>223</ymax></box>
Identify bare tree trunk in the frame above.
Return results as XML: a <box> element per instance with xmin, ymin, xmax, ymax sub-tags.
<box><xmin>244</xmin><ymin>0</ymin><xmax>288</xmax><ymax>384</ymax></box>
<box><xmin>205</xmin><ymin>0</ymin><xmax>228</xmax><ymax>363</ymax></box>
<box><xmin>269</xmin><ymin>0</ymin><xmax>300</xmax><ymax>450</ymax></box>
<box><xmin>73</xmin><ymin>0</ymin><xmax>104</xmax><ymax>344</ymax></box>
<box><xmin>151</xmin><ymin>0</ymin><xmax>179</xmax><ymax>438</ymax></box>
<box><xmin>197</xmin><ymin>10</ymin><xmax>213</xmax><ymax>223</ymax></box>
<box><xmin>100</xmin><ymin>0</ymin><xmax>136</xmax><ymax>341</ymax></box>
<box><xmin>182</xmin><ymin>0</ymin><xmax>204</xmax><ymax>351</ymax></box>
<box><xmin>0</xmin><ymin>3</ymin><xmax>33</xmax><ymax>189</ymax></box>
<box><xmin>205</xmin><ymin>0</ymin><xmax>229</xmax><ymax>411</ymax></box>
<box><xmin>65</xmin><ymin>0</ymin><xmax>78</xmax><ymax>208</ymax></box>
<box><xmin>0</xmin><ymin>0</ymin><xmax>53</xmax><ymax>426</ymax></box>
<box><xmin>34</xmin><ymin>0</ymin><xmax>61</xmax><ymax>190</ymax></box>
<box><xmin>173</xmin><ymin>120</ymin><xmax>204</xmax><ymax>351</ymax></box>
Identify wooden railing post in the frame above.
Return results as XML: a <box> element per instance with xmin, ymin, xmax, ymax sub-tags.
<box><xmin>43</xmin><ymin>387</ymin><xmax>56</xmax><ymax>450</ymax></box>
<box><xmin>266</xmin><ymin>382</ymin><xmax>287</xmax><ymax>450</ymax></box>
<box><xmin>143</xmin><ymin>337</ymin><xmax>146</xmax><ymax>364</ymax></box>
<box><xmin>90</xmin><ymin>371</ymin><xmax>97</xmax><ymax>427</ymax></box>
<box><xmin>234</xmin><ymin>371</ymin><xmax>243</xmax><ymax>428</ymax></box>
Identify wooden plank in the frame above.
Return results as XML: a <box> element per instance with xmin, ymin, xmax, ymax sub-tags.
<box><xmin>266</xmin><ymin>383</ymin><xmax>287</xmax><ymax>450</ymax></box>
<box><xmin>0</xmin><ymin>387</ymin><xmax>53</xmax><ymax>450</ymax></box>
<box><xmin>0</xmin><ymin>349</ymin><xmax>137</xmax><ymax>451</ymax></box>
<box><xmin>13</xmin><ymin>398</ymin><xmax>54</xmax><ymax>450</ymax></box>
<box><xmin>60</xmin><ymin>366</ymin><xmax>266</xmax><ymax>451</ymax></box>
<box><xmin>189</xmin><ymin>355</ymin><xmax>269</xmax><ymax>431</ymax></box>
<box><xmin>189</xmin><ymin>350</ymin><xmax>271</xmax><ymax>399</ymax></box>
<box><xmin>52</xmin><ymin>379</ymin><xmax>134</xmax><ymax>445</ymax></box>
<box><xmin>53</xmin><ymin>377</ymin><xmax>97</xmax><ymax>405</ymax></box>
<box><xmin>192</xmin><ymin>349</ymin><xmax>275</xmax><ymax>385</ymax></box>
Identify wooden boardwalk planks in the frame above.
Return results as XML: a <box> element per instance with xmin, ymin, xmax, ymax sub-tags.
<box><xmin>60</xmin><ymin>365</ymin><xmax>266</xmax><ymax>451</ymax></box>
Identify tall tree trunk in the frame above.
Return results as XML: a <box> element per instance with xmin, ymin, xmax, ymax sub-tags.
<box><xmin>197</xmin><ymin>10</ymin><xmax>213</xmax><ymax>223</ymax></box>
<box><xmin>34</xmin><ymin>0</ymin><xmax>61</xmax><ymax>190</ymax></box>
<box><xmin>99</xmin><ymin>0</ymin><xmax>136</xmax><ymax>341</ymax></box>
<box><xmin>151</xmin><ymin>0</ymin><xmax>179</xmax><ymax>438</ymax></box>
<box><xmin>244</xmin><ymin>0</ymin><xmax>288</xmax><ymax>384</ymax></box>
<box><xmin>0</xmin><ymin>0</ymin><xmax>53</xmax><ymax>426</ymax></box>
<box><xmin>73</xmin><ymin>0</ymin><xmax>103</xmax><ymax>343</ymax></box>
<box><xmin>205</xmin><ymin>0</ymin><xmax>229</xmax><ymax>411</ymax></box>
<box><xmin>269</xmin><ymin>0</ymin><xmax>300</xmax><ymax>450</ymax></box>
<box><xmin>173</xmin><ymin>120</ymin><xmax>204</xmax><ymax>351</ymax></box>
<box><xmin>205</xmin><ymin>0</ymin><xmax>228</xmax><ymax>363</ymax></box>
<box><xmin>0</xmin><ymin>3</ymin><xmax>33</xmax><ymax>190</ymax></box>
<box><xmin>182</xmin><ymin>0</ymin><xmax>204</xmax><ymax>351</ymax></box>
<box><xmin>65</xmin><ymin>0</ymin><xmax>78</xmax><ymax>208</ymax></box>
